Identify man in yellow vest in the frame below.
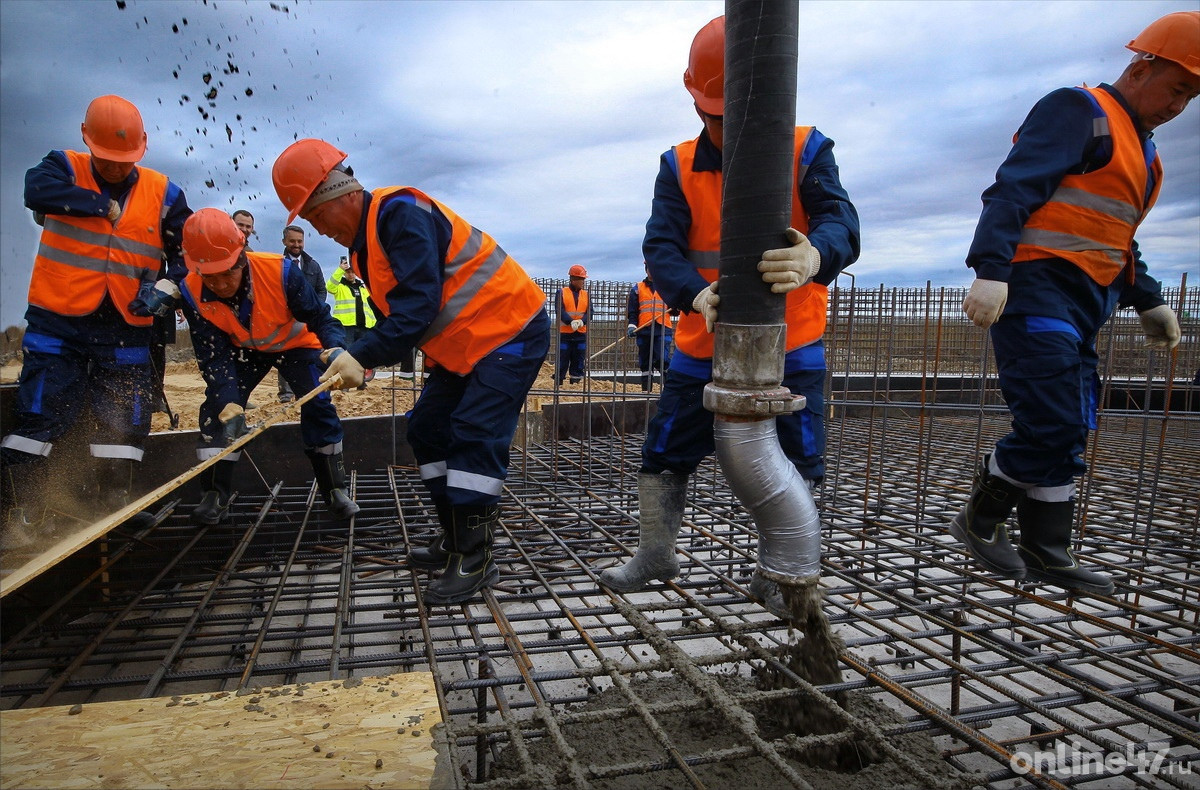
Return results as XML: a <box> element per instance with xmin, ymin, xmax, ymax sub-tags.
<box><xmin>271</xmin><ymin>138</ymin><xmax>550</xmax><ymax>605</ymax></box>
<box><xmin>556</xmin><ymin>264</ymin><xmax>590</xmax><ymax>385</ymax></box>
<box><xmin>598</xmin><ymin>17</ymin><xmax>861</xmax><ymax>615</ymax></box>
<box><xmin>953</xmin><ymin>12</ymin><xmax>1196</xmax><ymax>597</ymax></box>
<box><xmin>1</xmin><ymin>95</ymin><xmax>192</xmax><ymax>547</ymax></box>
<box><xmin>326</xmin><ymin>256</ymin><xmax>377</xmax><ymax>389</ymax></box>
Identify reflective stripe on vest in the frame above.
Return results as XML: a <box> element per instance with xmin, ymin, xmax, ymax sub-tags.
<box><xmin>328</xmin><ymin>273</ymin><xmax>377</xmax><ymax>329</ymax></box>
<box><xmin>1013</xmin><ymin>86</ymin><xmax>1163</xmax><ymax>286</ymax></box>
<box><xmin>560</xmin><ymin>287</ymin><xmax>588</xmax><ymax>333</ymax></box>
<box><xmin>28</xmin><ymin>150</ymin><xmax>167</xmax><ymax>327</ymax></box>
<box><xmin>636</xmin><ymin>282</ymin><xmax>671</xmax><ymax>330</ymax></box>
<box><xmin>364</xmin><ymin>186</ymin><xmax>545</xmax><ymax>375</ymax></box>
<box><xmin>184</xmin><ymin>252</ymin><xmax>321</xmax><ymax>352</ymax></box>
<box><xmin>670</xmin><ymin>128</ymin><xmax>828</xmax><ymax>360</ymax></box>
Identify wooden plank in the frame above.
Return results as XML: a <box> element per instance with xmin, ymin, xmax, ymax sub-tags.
<box><xmin>0</xmin><ymin>671</ymin><xmax>440</xmax><ymax>789</ymax></box>
<box><xmin>0</xmin><ymin>377</ymin><xmax>339</xmax><ymax>600</ymax></box>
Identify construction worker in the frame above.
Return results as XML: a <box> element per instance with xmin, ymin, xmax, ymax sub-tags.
<box><xmin>556</xmin><ymin>264</ymin><xmax>590</xmax><ymax>385</ymax></box>
<box><xmin>626</xmin><ymin>262</ymin><xmax>677</xmax><ymax>391</ymax></box>
<box><xmin>598</xmin><ymin>17</ymin><xmax>861</xmax><ymax>610</ymax></box>
<box><xmin>326</xmin><ymin>256</ymin><xmax>377</xmax><ymax>390</ymax></box>
<box><xmin>953</xmin><ymin>12</ymin><xmax>1197</xmax><ymax>597</ymax></box>
<box><xmin>271</xmin><ymin>139</ymin><xmax>550</xmax><ymax>605</ymax></box>
<box><xmin>1</xmin><ymin>95</ymin><xmax>192</xmax><ymax>547</ymax></box>
<box><xmin>176</xmin><ymin>208</ymin><xmax>359</xmax><ymax>525</ymax></box>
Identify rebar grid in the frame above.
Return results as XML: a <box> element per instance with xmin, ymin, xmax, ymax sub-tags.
<box><xmin>2</xmin><ymin>411</ymin><xmax>1196</xmax><ymax>789</ymax></box>
<box><xmin>3</xmin><ymin>282</ymin><xmax>1197</xmax><ymax>789</ymax></box>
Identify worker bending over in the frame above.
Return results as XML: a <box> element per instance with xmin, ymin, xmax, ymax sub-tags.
<box><xmin>272</xmin><ymin>139</ymin><xmax>549</xmax><ymax>605</ymax></box>
<box><xmin>177</xmin><ymin>208</ymin><xmax>359</xmax><ymax>525</ymax></box>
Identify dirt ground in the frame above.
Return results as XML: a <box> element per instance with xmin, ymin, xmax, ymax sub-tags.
<box><xmin>1</xmin><ymin>358</ymin><xmax>635</xmax><ymax>434</ymax></box>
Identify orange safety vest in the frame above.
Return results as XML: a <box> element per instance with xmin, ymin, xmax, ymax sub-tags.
<box><xmin>1012</xmin><ymin>86</ymin><xmax>1163</xmax><ymax>286</ymax></box>
<box><xmin>185</xmin><ymin>252</ymin><xmax>322</xmax><ymax>352</ymax></box>
<box><xmin>28</xmin><ymin>150</ymin><xmax>168</xmax><ymax>327</ymax></box>
<box><xmin>636</xmin><ymin>282</ymin><xmax>672</xmax><ymax>331</ymax></box>
<box><xmin>560</xmin><ymin>287</ymin><xmax>588</xmax><ymax>334</ymax></box>
<box><xmin>364</xmin><ymin>187</ymin><xmax>545</xmax><ymax>375</ymax></box>
<box><xmin>671</xmin><ymin>128</ymin><xmax>828</xmax><ymax>360</ymax></box>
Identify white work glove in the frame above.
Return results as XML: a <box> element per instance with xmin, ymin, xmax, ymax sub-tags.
<box><xmin>758</xmin><ymin>227</ymin><xmax>821</xmax><ymax>293</ymax></box>
<box><xmin>107</xmin><ymin>199</ymin><xmax>122</xmax><ymax>223</ymax></box>
<box><xmin>319</xmin><ymin>347</ymin><xmax>365</xmax><ymax>389</ymax></box>
<box><xmin>691</xmin><ymin>281</ymin><xmax>719</xmax><ymax>333</ymax></box>
<box><xmin>570</xmin><ymin>319</ymin><xmax>584</xmax><ymax>331</ymax></box>
<box><xmin>1138</xmin><ymin>305</ymin><xmax>1181</xmax><ymax>350</ymax></box>
<box><xmin>626</xmin><ymin>323</ymin><xmax>637</xmax><ymax>338</ymax></box>
<box><xmin>962</xmin><ymin>279</ymin><xmax>1008</xmax><ymax>328</ymax></box>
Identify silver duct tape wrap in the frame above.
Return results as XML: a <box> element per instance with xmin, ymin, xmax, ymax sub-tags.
<box><xmin>714</xmin><ymin>416</ymin><xmax>820</xmax><ymax>580</ymax></box>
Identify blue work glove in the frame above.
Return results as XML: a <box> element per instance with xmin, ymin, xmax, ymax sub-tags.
<box><xmin>218</xmin><ymin>403</ymin><xmax>249</xmax><ymax>445</ymax></box>
<box><xmin>129</xmin><ymin>280</ymin><xmax>181</xmax><ymax>318</ymax></box>
<box><xmin>626</xmin><ymin>324</ymin><xmax>637</xmax><ymax>338</ymax></box>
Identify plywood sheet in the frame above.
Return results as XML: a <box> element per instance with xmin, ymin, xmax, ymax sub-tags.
<box><xmin>0</xmin><ymin>672</ymin><xmax>440</xmax><ymax>789</ymax></box>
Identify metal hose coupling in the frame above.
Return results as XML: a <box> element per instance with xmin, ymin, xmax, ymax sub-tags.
<box><xmin>714</xmin><ymin>416</ymin><xmax>821</xmax><ymax>582</ymax></box>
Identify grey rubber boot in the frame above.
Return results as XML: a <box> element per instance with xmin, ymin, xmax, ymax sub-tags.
<box><xmin>425</xmin><ymin>504</ymin><xmax>500</xmax><ymax>605</ymax></box>
<box><xmin>599</xmin><ymin>471</ymin><xmax>688</xmax><ymax>592</ymax></box>
<box><xmin>1017</xmin><ymin>498</ymin><xmax>1114</xmax><ymax>596</ymax></box>
<box><xmin>949</xmin><ymin>455</ymin><xmax>1026</xmax><ymax>579</ymax></box>
<box><xmin>308</xmin><ymin>451</ymin><xmax>361</xmax><ymax>520</ymax></box>
<box><xmin>193</xmin><ymin>460</ymin><xmax>236</xmax><ymax>525</ymax></box>
<box><xmin>408</xmin><ymin>497</ymin><xmax>452</xmax><ymax>570</ymax></box>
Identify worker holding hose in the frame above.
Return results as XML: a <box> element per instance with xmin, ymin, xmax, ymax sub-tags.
<box><xmin>953</xmin><ymin>12</ymin><xmax>1198</xmax><ymax>597</ymax></box>
<box><xmin>598</xmin><ymin>16</ymin><xmax>861</xmax><ymax>613</ymax></box>
<box><xmin>177</xmin><ymin>208</ymin><xmax>359</xmax><ymax>526</ymax></box>
<box><xmin>271</xmin><ymin>139</ymin><xmax>550</xmax><ymax>606</ymax></box>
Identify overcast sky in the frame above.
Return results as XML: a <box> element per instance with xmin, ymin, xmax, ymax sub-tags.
<box><xmin>2</xmin><ymin>0</ymin><xmax>1197</xmax><ymax>328</ymax></box>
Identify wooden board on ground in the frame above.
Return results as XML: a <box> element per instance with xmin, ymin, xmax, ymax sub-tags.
<box><xmin>0</xmin><ymin>672</ymin><xmax>441</xmax><ymax>789</ymax></box>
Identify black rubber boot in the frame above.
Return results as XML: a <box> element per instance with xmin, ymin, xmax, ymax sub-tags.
<box><xmin>408</xmin><ymin>498</ymin><xmax>452</xmax><ymax>570</ymax></box>
<box><xmin>93</xmin><ymin>457</ymin><xmax>156</xmax><ymax>530</ymax></box>
<box><xmin>308</xmin><ymin>451</ymin><xmax>360</xmax><ymax>520</ymax></box>
<box><xmin>192</xmin><ymin>460</ymin><xmax>236</xmax><ymax>525</ymax></box>
<box><xmin>949</xmin><ymin>455</ymin><xmax>1026</xmax><ymax>579</ymax></box>
<box><xmin>425</xmin><ymin>504</ymin><xmax>500</xmax><ymax>605</ymax></box>
<box><xmin>1017</xmin><ymin>498</ymin><xmax>1114</xmax><ymax>596</ymax></box>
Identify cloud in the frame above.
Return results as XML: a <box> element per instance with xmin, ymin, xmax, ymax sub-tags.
<box><xmin>2</xmin><ymin>0</ymin><xmax>1196</xmax><ymax>329</ymax></box>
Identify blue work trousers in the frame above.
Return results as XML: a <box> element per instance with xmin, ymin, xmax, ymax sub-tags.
<box><xmin>1</xmin><ymin>330</ymin><xmax>153</xmax><ymax>461</ymax></box>
<box><xmin>991</xmin><ymin>315</ymin><xmax>1099</xmax><ymax>488</ymax></box>
<box><xmin>557</xmin><ymin>333</ymin><xmax>587</xmax><ymax>382</ymax></box>
<box><xmin>409</xmin><ymin>311</ymin><xmax>550</xmax><ymax>507</ymax></box>
<box><xmin>636</xmin><ymin>329</ymin><xmax>673</xmax><ymax>375</ymax></box>
<box><xmin>642</xmin><ymin>365</ymin><xmax>827</xmax><ymax>483</ymax></box>
<box><xmin>198</xmin><ymin>347</ymin><xmax>343</xmax><ymax>454</ymax></box>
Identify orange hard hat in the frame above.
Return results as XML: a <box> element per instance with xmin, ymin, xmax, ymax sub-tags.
<box><xmin>1127</xmin><ymin>11</ymin><xmax>1200</xmax><ymax>75</ymax></box>
<box><xmin>183</xmin><ymin>208</ymin><xmax>247</xmax><ymax>275</ymax></box>
<box><xmin>272</xmin><ymin>138</ymin><xmax>348</xmax><ymax>222</ymax></box>
<box><xmin>684</xmin><ymin>16</ymin><xmax>725</xmax><ymax>116</ymax></box>
<box><xmin>568</xmin><ymin>264</ymin><xmax>588</xmax><ymax>278</ymax></box>
<box><xmin>81</xmin><ymin>95</ymin><xmax>147</xmax><ymax>163</ymax></box>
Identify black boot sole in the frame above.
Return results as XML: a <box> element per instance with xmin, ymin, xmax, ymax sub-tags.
<box><xmin>1021</xmin><ymin>564</ymin><xmax>1114</xmax><ymax>596</ymax></box>
<box><xmin>424</xmin><ymin>565</ymin><xmax>501</xmax><ymax>605</ymax></box>
<box><xmin>950</xmin><ymin>516</ymin><xmax>1026</xmax><ymax>580</ymax></box>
